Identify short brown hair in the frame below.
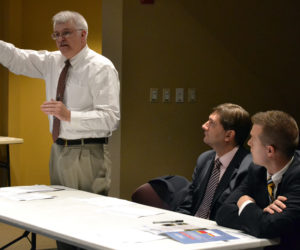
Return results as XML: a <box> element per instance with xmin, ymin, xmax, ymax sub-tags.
<box><xmin>252</xmin><ymin>110</ymin><xmax>299</xmax><ymax>158</ymax></box>
<box><xmin>213</xmin><ymin>103</ymin><xmax>251</xmax><ymax>146</ymax></box>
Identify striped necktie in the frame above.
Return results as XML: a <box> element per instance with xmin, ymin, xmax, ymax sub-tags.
<box><xmin>52</xmin><ymin>60</ymin><xmax>71</xmax><ymax>142</ymax></box>
<box><xmin>267</xmin><ymin>177</ymin><xmax>275</xmax><ymax>202</ymax></box>
<box><xmin>195</xmin><ymin>158</ymin><xmax>222</xmax><ymax>219</ymax></box>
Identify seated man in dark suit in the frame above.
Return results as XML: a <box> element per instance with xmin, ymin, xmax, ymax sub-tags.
<box><xmin>216</xmin><ymin>110</ymin><xmax>300</xmax><ymax>250</ymax></box>
<box><xmin>132</xmin><ymin>103</ymin><xmax>252</xmax><ymax>220</ymax></box>
<box><xmin>176</xmin><ymin>103</ymin><xmax>252</xmax><ymax>220</ymax></box>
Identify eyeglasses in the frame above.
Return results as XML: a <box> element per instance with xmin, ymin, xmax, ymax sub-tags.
<box><xmin>51</xmin><ymin>29</ymin><xmax>83</xmax><ymax>40</ymax></box>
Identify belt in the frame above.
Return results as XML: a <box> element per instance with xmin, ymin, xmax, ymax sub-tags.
<box><xmin>55</xmin><ymin>138</ymin><xmax>108</xmax><ymax>146</ymax></box>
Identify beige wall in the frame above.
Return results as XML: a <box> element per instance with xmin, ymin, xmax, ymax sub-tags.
<box><xmin>102</xmin><ymin>0</ymin><xmax>123</xmax><ymax>197</ymax></box>
<box><xmin>120</xmin><ymin>1</ymin><xmax>300</xmax><ymax>199</ymax></box>
<box><xmin>0</xmin><ymin>2</ymin><xmax>8</xmax><ymax>163</ymax></box>
<box><xmin>0</xmin><ymin>1</ymin><xmax>9</xmax><ymax>137</ymax></box>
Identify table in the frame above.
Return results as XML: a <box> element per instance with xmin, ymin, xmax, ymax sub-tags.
<box><xmin>0</xmin><ymin>186</ymin><xmax>279</xmax><ymax>250</ymax></box>
<box><xmin>0</xmin><ymin>137</ymin><xmax>24</xmax><ymax>186</ymax></box>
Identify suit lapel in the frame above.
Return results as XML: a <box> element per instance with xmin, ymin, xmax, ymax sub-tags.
<box><xmin>251</xmin><ymin>165</ymin><xmax>270</xmax><ymax>208</ymax></box>
<box><xmin>274</xmin><ymin>154</ymin><xmax>298</xmax><ymax>197</ymax></box>
<box><xmin>212</xmin><ymin>147</ymin><xmax>248</xmax><ymax>204</ymax></box>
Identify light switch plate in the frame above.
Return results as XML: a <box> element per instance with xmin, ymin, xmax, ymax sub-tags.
<box><xmin>150</xmin><ymin>88</ymin><xmax>159</xmax><ymax>102</ymax></box>
<box><xmin>175</xmin><ymin>88</ymin><xmax>184</xmax><ymax>103</ymax></box>
<box><xmin>162</xmin><ymin>88</ymin><xmax>171</xmax><ymax>103</ymax></box>
<box><xmin>188</xmin><ymin>88</ymin><xmax>196</xmax><ymax>102</ymax></box>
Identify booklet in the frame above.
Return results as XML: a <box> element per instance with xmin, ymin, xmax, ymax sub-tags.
<box><xmin>164</xmin><ymin>229</ymin><xmax>239</xmax><ymax>244</ymax></box>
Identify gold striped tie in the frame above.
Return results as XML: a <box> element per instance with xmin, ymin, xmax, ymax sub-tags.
<box><xmin>267</xmin><ymin>177</ymin><xmax>275</xmax><ymax>202</ymax></box>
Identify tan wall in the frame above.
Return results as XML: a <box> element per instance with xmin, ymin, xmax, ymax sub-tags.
<box><xmin>1</xmin><ymin>0</ymin><xmax>102</xmax><ymax>186</ymax></box>
<box><xmin>102</xmin><ymin>0</ymin><xmax>123</xmax><ymax>197</ymax></box>
<box><xmin>0</xmin><ymin>1</ymin><xmax>8</xmax><ymax>164</ymax></box>
<box><xmin>120</xmin><ymin>1</ymin><xmax>300</xmax><ymax>199</ymax></box>
<box><xmin>0</xmin><ymin>1</ymin><xmax>9</xmax><ymax>137</ymax></box>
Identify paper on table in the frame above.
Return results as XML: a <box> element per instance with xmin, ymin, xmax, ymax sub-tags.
<box><xmin>98</xmin><ymin>205</ymin><xmax>164</xmax><ymax>218</ymax></box>
<box><xmin>7</xmin><ymin>192</ymin><xmax>56</xmax><ymax>201</ymax></box>
<box><xmin>78</xmin><ymin>197</ymin><xmax>164</xmax><ymax>218</ymax></box>
<box><xmin>144</xmin><ymin>222</ymin><xmax>209</xmax><ymax>235</ymax></box>
<box><xmin>0</xmin><ymin>185</ymin><xmax>62</xmax><ymax>201</ymax></box>
<box><xmin>0</xmin><ymin>185</ymin><xmax>64</xmax><ymax>194</ymax></box>
<box><xmin>90</xmin><ymin>228</ymin><xmax>166</xmax><ymax>248</ymax></box>
<box><xmin>84</xmin><ymin>196</ymin><xmax>133</xmax><ymax>207</ymax></box>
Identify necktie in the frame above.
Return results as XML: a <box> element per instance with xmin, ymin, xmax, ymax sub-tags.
<box><xmin>195</xmin><ymin>158</ymin><xmax>222</xmax><ymax>219</ymax></box>
<box><xmin>267</xmin><ymin>177</ymin><xmax>275</xmax><ymax>202</ymax></box>
<box><xmin>52</xmin><ymin>60</ymin><xmax>71</xmax><ymax>142</ymax></box>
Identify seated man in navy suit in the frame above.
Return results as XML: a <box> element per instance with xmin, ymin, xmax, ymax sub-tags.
<box><xmin>132</xmin><ymin>103</ymin><xmax>252</xmax><ymax>220</ymax></box>
<box><xmin>216</xmin><ymin>110</ymin><xmax>300</xmax><ymax>250</ymax></box>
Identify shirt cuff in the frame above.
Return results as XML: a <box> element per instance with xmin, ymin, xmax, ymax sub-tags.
<box><xmin>69</xmin><ymin>111</ymin><xmax>81</xmax><ymax>127</ymax></box>
<box><xmin>238</xmin><ymin>200</ymin><xmax>254</xmax><ymax>215</ymax></box>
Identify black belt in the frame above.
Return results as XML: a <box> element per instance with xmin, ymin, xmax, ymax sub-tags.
<box><xmin>55</xmin><ymin>138</ymin><xmax>108</xmax><ymax>146</ymax></box>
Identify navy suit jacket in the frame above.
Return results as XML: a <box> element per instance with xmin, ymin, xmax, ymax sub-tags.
<box><xmin>176</xmin><ymin>146</ymin><xmax>251</xmax><ymax>220</ymax></box>
<box><xmin>216</xmin><ymin>151</ymin><xmax>300</xmax><ymax>250</ymax></box>
<box><xmin>148</xmin><ymin>175</ymin><xmax>190</xmax><ymax>210</ymax></box>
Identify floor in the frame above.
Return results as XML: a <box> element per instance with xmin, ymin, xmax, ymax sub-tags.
<box><xmin>0</xmin><ymin>222</ymin><xmax>57</xmax><ymax>250</ymax></box>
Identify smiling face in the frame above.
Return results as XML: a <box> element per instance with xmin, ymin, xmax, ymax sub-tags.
<box><xmin>248</xmin><ymin>124</ymin><xmax>268</xmax><ymax>166</ymax></box>
<box><xmin>202</xmin><ymin>112</ymin><xmax>227</xmax><ymax>149</ymax></box>
<box><xmin>54</xmin><ymin>21</ymin><xmax>87</xmax><ymax>59</ymax></box>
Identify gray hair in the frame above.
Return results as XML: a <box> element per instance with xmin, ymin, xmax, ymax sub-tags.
<box><xmin>52</xmin><ymin>11</ymin><xmax>88</xmax><ymax>37</ymax></box>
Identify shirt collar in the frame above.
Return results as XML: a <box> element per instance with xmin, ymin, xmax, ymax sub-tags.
<box><xmin>216</xmin><ymin>146</ymin><xmax>239</xmax><ymax>169</ymax></box>
<box><xmin>68</xmin><ymin>45</ymin><xmax>89</xmax><ymax>67</ymax></box>
<box><xmin>267</xmin><ymin>156</ymin><xmax>294</xmax><ymax>186</ymax></box>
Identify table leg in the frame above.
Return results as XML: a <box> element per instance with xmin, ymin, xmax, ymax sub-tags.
<box><xmin>0</xmin><ymin>144</ymin><xmax>11</xmax><ymax>186</ymax></box>
<box><xmin>0</xmin><ymin>231</ymin><xmax>30</xmax><ymax>249</ymax></box>
<box><xmin>6</xmin><ymin>144</ymin><xmax>11</xmax><ymax>186</ymax></box>
<box><xmin>31</xmin><ymin>233</ymin><xmax>36</xmax><ymax>250</ymax></box>
<box><xmin>0</xmin><ymin>231</ymin><xmax>37</xmax><ymax>249</ymax></box>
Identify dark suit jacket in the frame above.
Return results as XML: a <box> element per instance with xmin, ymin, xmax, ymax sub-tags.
<box><xmin>176</xmin><ymin>146</ymin><xmax>250</xmax><ymax>220</ymax></box>
<box><xmin>148</xmin><ymin>175</ymin><xmax>190</xmax><ymax>210</ymax></box>
<box><xmin>215</xmin><ymin>151</ymin><xmax>300</xmax><ymax>250</ymax></box>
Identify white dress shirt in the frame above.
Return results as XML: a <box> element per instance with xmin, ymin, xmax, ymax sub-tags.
<box><xmin>266</xmin><ymin>157</ymin><xmax>293</xmax><ymax>198</ymax></box>
<box><xmin>216</xmin><ymin>146</ymin><xmax>239</xmax><ymax>181</ymax></box>
<box><xmin>0</xmin><ymin>41</ymin><xmax>120</xmax><ymax>139</ymax></box>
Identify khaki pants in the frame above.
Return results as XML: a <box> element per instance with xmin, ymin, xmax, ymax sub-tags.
<box><xmin>49</xmin><ymin>143</ymin><xmax>111</xmax><ymax>195</ymax></box>
<box><xmin>50</xmin><ymin>143</ymin><xmax>111</xmax><ymax>250</ymax></box>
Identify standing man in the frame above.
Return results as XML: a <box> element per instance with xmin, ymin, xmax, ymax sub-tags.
<box><xmin>176</xmin><ymin>103</ymin><xmax>252</xmax><ymax>220</ymax></box>
<box><xmin>0</xmin><ymin>11</ymin><xmax>120</xmax><ymax>195</ymax></box>
<box><xmin>216</xmin><ymin>111</ymin><xmax>300</xmax><ymax>250</ymax></box>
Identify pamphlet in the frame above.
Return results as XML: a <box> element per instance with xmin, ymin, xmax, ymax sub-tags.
<box><xmin>164</xmin><ymin>228</ymin><xmax>239</xmax><ymax>244</ymax></box>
